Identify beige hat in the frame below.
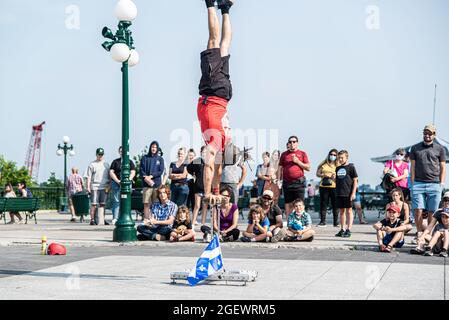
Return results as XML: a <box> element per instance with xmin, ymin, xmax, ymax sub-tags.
<box><xmin>443</xmin><ymin>191</ymin><xmax>449</xmax><ymax>199</ymax></box>
<box><xmin>423</xmin><ymin>124</ymin><xmax>436</xmax><ymax>134</ymax></box>
<box><xmin>262</xmin><ymin>190</ymin><xmax>274</xmax><ymax>199</ymax></box>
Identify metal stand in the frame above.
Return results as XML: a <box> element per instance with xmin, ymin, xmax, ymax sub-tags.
<box><xmin>170</xmin><ymin>269</ymin><xmax>258</xmax><ymax>286</ymax></box>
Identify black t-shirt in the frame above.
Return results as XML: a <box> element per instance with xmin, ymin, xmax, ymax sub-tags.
<box><xmin>380</xmin><ymin>218</ymin><xmax>403</xmax><ymax>237</ymax></box>
<box><xmin>173</xmin><ymin>220</ymin><xmax>192</xmax><ymax>230</ymax></box>
<box><xmin>170</xmin><ymin>162</ymin><xmax>187</xmax><ymax>184</ymax></box>
<box><xmin>335</xmin><ymin>163</ymin><xmax>358</xmax><ymax>197</ymax></box>
<box><xmin>410</xmin><ymin>142</ymin><xmax>446</xmax><ymax>183</ymax></box>
<box><xmin>110</xmin><ymin>157</ymin><xmax>136</xmax><ymax>180</ymax></box>
<box><xmin>265</xmin><ymin>205</ymin><xmax>282</xmax><ymax>226</ymax></box>
<box><xmin>187</xmin><ymin>158</ymin><xmax>205</xmax><ymax>192</ymax></box>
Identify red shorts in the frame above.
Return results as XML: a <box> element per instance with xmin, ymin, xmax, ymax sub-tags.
<box><xmin>197</xmin><ymin>96</ymin><xmax>231</xmax><ymax>152</ymax></box>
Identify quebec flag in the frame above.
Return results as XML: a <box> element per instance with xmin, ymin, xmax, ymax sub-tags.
<box><xmin>187</xmin><ymin>234</ymin><xmax>224</xmax><ymax>286</ymax></box>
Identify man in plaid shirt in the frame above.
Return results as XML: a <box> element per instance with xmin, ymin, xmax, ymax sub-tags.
<box><xmin>137</xmin><ymin>185</ymin><xmax>178</xmax><ymax>241</ymax></box>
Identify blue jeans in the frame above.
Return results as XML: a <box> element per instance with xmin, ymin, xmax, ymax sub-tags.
<box><xmin>137</xmin><ymin>224</ymin><xmax>172</xmax><ymax>240</ymax></box>
<box><xmin>170</xmin><ymin>184</ymin><xmax>189</xmax><ymax>206</ymax></box>
<box><xmin>111</xmin><ymin>181</ymin><xmax>121</xmax><ymax>220</ymax></box>
<box><xmin>411</xmin><ymin>181</ymin><xmax>442</xmax><ymax>212</ymax></box>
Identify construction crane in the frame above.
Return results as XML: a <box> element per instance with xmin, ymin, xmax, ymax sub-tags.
<box><xmin>25</xmin><ymin>121</ymin><xmax>45</xmax><ymax>181</ymax></box>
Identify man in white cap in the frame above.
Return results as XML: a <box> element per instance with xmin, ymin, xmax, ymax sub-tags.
<box><xmin>410</xmin><ymin>124</ymin><xmax>446</xmax><ymax>241</ymax></box>
<box><xmin>260</xmin><ymin>190</ymin><xmax>286</xmax><ymax>243</ymax></box>
<box><xmin>411</xmin><ymin>191</ymin><xmax>449</xmax><ymax>256</ymax></box>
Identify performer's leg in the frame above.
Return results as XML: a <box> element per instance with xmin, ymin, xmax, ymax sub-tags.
<box><xmin>220</xmin><ymin>4</ymin><xmax>233</xmax><ymax>57</ymax></box>
<box><xmin>206</xmin><ymin>1</ymin><xmax>221</xmax><ymax>49</ymax></box>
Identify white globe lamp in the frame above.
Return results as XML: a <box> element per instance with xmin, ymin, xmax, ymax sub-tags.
<box><xmin>114</xmin><ymin>0</ymin><xmax>138</xmax><ymax>21</ymax></box>
<box><xmin>110</xmin><ymin>43</ymin><xmax>131</xmax><ymax>62</ymax></box>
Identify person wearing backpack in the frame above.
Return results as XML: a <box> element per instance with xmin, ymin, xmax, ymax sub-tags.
<box><xmin>383</xmin><ymin>148</ymin><xmax>409</xmax><ymax>200</ymax></box>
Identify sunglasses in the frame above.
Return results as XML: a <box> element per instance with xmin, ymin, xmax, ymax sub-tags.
<box><xmin>444</xmin><ymin>199</ymin><xmax>449</xmax><ymax>202</ymax></box>
<box><xmin>396</xmin><ymin>153</ymin><xmax>404</xmax><ymax>156</ymax></box>
<box><xmin>288</xmin><ymin>140</ymin><xmax>298</xmax><ymax>144</ymax></box>
<box><xmin>423</xmin><ymin>132</ymin><xmax>434</xmax><ymax>136</ymax></box>
<box><xmin>262</xmin><ymin>196</ymin><xmax>272</xmax><ymax>200</ymax></box>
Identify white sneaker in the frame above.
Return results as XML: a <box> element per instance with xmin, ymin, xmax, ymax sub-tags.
<box><xmin>112</xmin><ymin>219</ymin><xmax>117</xmax><ymax>225</ymax></box>
<box><xmin>16</xmin><ymin>220</ymin><xmax>25</xmax><ymax>224</ymax></box>
<box><xmin>271</xmin><ymin>228</ymin><xmax>287</xmax><ymax>243</ymax></box>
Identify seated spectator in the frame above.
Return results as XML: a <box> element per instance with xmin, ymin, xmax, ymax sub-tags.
<box><xmin>260</xmin><ymin>190</ymin><xmax>286</xmax><ymax>243</ymax></box>
<box><xmin>169</xmin><ymin>205</ymin><xmax>195</xmax><ymax>242</ymax></box>
<box><xmin>240</xmin><ymin>205</ymin><xmax>269</xmax><ymax>242</ymax></box>
<box><xmin>388</xmin><ymin>188</ymin><xmax>411</xmax><ymax>226</ymax></box>
<box><xmin>373</xmin><ymin>203</ymin><xmax>411</xmax><ymax>253</ymax></box>
<box><xmin>422</xmin><ymin>208</ymin><xmax>449</xmax><ymax>257</ymax></box>
<box><xmin>411</xmin><ymin>192</ymin><xmax>449</xmax><ymax>256</ymax></box>
<box><xmin>137</xmin><ymin>185</ymin><xmax>177</xmax><ymax>241</ymax></box>
<box><xmin>201</xmin><ymin>186</ymin><xmax>240</xmax><ymax>242</ymax></box>
<box><xmin>285</xmin><ymin>199</ymin><xmax>315</xmax><ymax>241</ymax></box>
<box><xmin>4</xmin><ymin>183</ymin><xmax>23</xmax><ymax>224</ymax></box>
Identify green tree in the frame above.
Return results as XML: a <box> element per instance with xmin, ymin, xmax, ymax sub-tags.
<box><xmin>40</xmin><ymin>172</ymin><xmax>64</xmax><ymax>188</ymax></box>
<box><xmin>0</xmin><ymin>155</ymin><xmax>32</xmax><ymax>187</ymax></box>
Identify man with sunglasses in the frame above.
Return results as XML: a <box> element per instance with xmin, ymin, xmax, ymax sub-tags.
<box><xmin>410</xmin><ymin>124</ymin><xmax>446</xmax><ymax>241</ymax></box>
<box><xmin>279</xmin><ymin>136</ymin><xmax>311</xmax><ymax>220</ymax></box>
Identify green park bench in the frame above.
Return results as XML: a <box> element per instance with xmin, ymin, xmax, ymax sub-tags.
<box><xmin>0</xmin><ymin>198</ymin><xmax>40</xmax><ymax>224</ymax></box>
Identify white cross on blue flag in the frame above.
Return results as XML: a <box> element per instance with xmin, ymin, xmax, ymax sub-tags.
<box><xmin>187</xmin><ymin>234</ymin><xmax>224</xmax><ymax>286</ymax></box>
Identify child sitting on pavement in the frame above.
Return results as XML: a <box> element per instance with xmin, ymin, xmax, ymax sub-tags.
<box><xmin>373</xmin><ymin>203</ymin><xmax>410</xmax><ymax>252</ymax></box>
<box><xmin>169</xmin><ymin>205</ymin><xmax>195</xmax><ymax>242</ymax></box>
<box><xmin>240</xmin><ymin>205</ymin><xmax>270</xmax><ymax>242</ymax></box>
<box><xmin>285</xmin><ymin>199</ymin><xmax>315</xmax><ymax>241</ymax></box>
<box><xmin>422</xmin><ymin>207</ymin><xmax>449</xmax><ymax>257</ymax></box>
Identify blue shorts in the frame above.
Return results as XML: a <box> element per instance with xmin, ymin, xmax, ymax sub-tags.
<box><xmin>382</xmin><ymin>233</ymin><xmax>405</xmax><ymax>248</ymax></box>
<box><xmin>411</xmin><ymin>182</ymin><xmax>442</xmax><ymax>212</ymax></box>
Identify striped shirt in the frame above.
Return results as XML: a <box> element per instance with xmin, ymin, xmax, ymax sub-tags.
<box><xmin>151</xmin><ymin>200</ymin><xmax>177</xmax><ymax>223</ymax></box>
<box><xmin>67</xmin><ymin>174</ymin><xmax>84</xmax><ymax>195</ymax></box>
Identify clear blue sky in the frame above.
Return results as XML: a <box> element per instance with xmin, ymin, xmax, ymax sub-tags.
<box><xmin>0</xmin><ymin>0</ymin><xmax>448</xmax><ymax>187</ymax></box>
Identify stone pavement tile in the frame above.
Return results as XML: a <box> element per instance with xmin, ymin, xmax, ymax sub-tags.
<box><xmin>0</xmin><ymin>256</ymin><xmax>336</xmax><ymax>300</ymax></box>
<box><xmin>293</xmin><ymin>261</ymin><xmax>390</xmax><ymax>300</ymax></box>
<box><xmin>368</xmin><ymin>261</ymin><xmax>444</xmax><ymax>300</ymax></box>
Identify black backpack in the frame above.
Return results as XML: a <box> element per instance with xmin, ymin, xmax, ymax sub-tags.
<box><xmin>381</xmin><ymin>173</ymin><xmax>396</xmax><ymax>191</ymax></box>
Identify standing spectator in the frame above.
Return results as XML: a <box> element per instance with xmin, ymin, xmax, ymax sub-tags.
<box><xmin>279</xmin><ymin>136</ymin><xmax>311</xmax><ymax>220</ymax></box>
<box><xmin>383</xmin><ymin>148</ymin><xmax>409</xmax><ymax>200</ymax></box>
<box><xmin>316</xmin><ymin>149</ymin><xmax>339</xmax><ymax>227</ymax></box>
<box><xmin>137</xmin><ymin>185</ymin><xmax>177</xmax><ymax>241</ymax></box>
<box><xmin>264</xmin><ymin>150</ymin><xmax>282</xmax><ymax>205</ymax></box>
<box><xmin>187</xmin><ymin>146</ymin><xmax>208</xmax><ymax>225</ymax></box>
<box><xmin>109</xmin><ymin>146</ymin><xmax>137</xmax><ymax>225</ymax></box>
<box><xmin>186</xmin><ymin>148</ymin><xmax>197</xmax><ymax>210</ymax></box>
<box><xmin>240</xmin><ymin>205</ymin><xmax>270</xmax><ymax>242</ymax></box>
<box><xmin>221</xmin><ymin>144</ymin><xmax>247</xmax><ymax>205</ymax></box>
<box><xmin>140</xmin><ymin>141</ymin><xmax>165</xmax><ymax>220</ymax></box>
<box><xmin>67</xmin><ymin>167</ymin><xmax>85</xmax><ymax>222</ymax></box>
<box><xmin>201</xmin><ymin>185</ymin><xmax>240</xmax><ymax>242</ymax></box>
<box><xmin>261</xmin><ymin>190</ymin><xmax>286</xmax><ymax>243</ymax></box>
<box><xmin>373</xmin><ymin>203</ymin><xmax>409</xmax><ymax>253</ymax></box>
<box><xmin>4</xmin><ymin>183</ymin><xmax>22</xmax><ymax>224</ymax></box>
<box><xmin>410</xmin><ymin>124</ymin><xmax>446</xmax><ymax>242</ymax></box>
<box><xmin>306</xmin><ymin>184</ymin><xmax>315</xmax><ymax>211</ymax></box>
<box><xmin>285</xmin><ymin>199</ymin><xmax>315</xmax><ymax>241</ymax></box>
<box><xmin>255</xmin><ymin>152</ymin><xmax>270</xmax><ymax>197</ymax></box>
<box><xmin>169</xmin><ymin>147</ymin><xmax>189</xmax><ymax>206</ymax></box>
<box><xmin>335</xmin><ymin>150</ymin><xmax>358</xmax><ymax>238</ymax></box>
<box><xmin>86</xmin><ymin>148</ymin><xmax>110</xmax><ymax>225</ymax></box>
<box><xmin>353</xmin><ymin>190</ymin><xmax>367</xmax><ymax>224</ymax></box>
<box><xmin>411</xmin><ymin>192</ymin><xmax>449</xmax><ymax>255</ymax></box>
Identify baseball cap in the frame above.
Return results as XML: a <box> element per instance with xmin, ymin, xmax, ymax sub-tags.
<box><xmin>386</xmin><ymin>203</ymin><xmax>401</xmax><ymax>214</ymax></box>
<box><xmin>423</xmin><ymin>124</ymin><xmax>436</xmax><ymax>134</ymax></box>
<box><xmin>443</xmin><ymin>191</ymin><xmax>449</xmax><ymax>199</ymax></box>
<box><xmin>441</xmin><ymin>208</ymin><xmax>449</xmax><ymax>216</ymax></box>
<box><xmin>262</xmin><ymin>190</ymin><xmax>274</xmax><ymax>199</ymax></box>
<box><xmin>96</xmin><ymin>148</ymin><xmax>105</xmax><ymax>155</ymax></box>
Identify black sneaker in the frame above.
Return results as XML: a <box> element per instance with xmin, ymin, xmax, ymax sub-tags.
<box><xmin>410</xmin><ymin>247</ymin><xmax>424</xmax><ymax>255</ymax></box>
<box><xmin>342</xmin><ymin>230</ymin><xmax>351</xmax><ymax>238</ymax></box>
<box><xmin>137</xmin><ymin>234</ymin><xmax>147</xmax><ymax>241</ymax></box>
<box><xmin>439</xmin><ymin>249</ymin><xmax>448</xmax><ymax>258</ymax></box>
<box><xmin>240</xmin><ymin>236</ymin><xmax>251</xmax><ymax>242</ymax></box>
<box><xmin>89</xmin><ymin>220</ymin><xmax>96</xmax><ymax>225</ymax></box>
<box><xmin>105</xmin><ymin>221</ymin><xmax>110</xmax><ymax>226</ymax></box>
<box><xmin>423</xmin><ymin>246</ymin><xmax>433</xmax><ymax>256</ymax></box>
<box><xmin>317</xmin><ymin>222</ymin><xmax>326</xmax><ymax>227</ymax></box>
<box><xmin>335</xmin><ymin>229</ymin><xmax>345</xmax><ymax>237</ymax></box>
<box><xmin>217</xmin><ymin>0</ymin><xmax>234</xmax><ymax>9</ymax></box>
